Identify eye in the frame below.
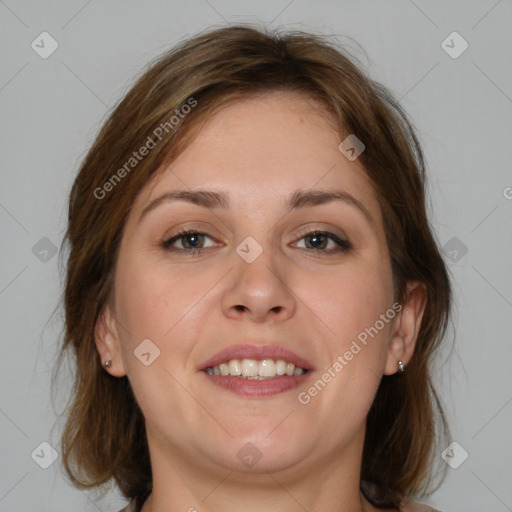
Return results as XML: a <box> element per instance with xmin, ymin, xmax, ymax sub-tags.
<box><xmin>293</xmin><ymin>230</ymin><xmax>351</xmax><ymax>254</ymax></box>
<box><xmin>161</xmin><ymin>228</ymin><xmax>351</xmax><ymax>256</ymax></box>
<box><xmin>162</xmin><ymin>228</ymin><xmax>216</xmax><ymax>255</ymax></box>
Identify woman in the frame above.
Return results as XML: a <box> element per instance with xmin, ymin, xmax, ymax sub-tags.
<box><xmin>55</xmin><ymin>24</ymin><xmax>451</xmax><ymax>512</ymax></box>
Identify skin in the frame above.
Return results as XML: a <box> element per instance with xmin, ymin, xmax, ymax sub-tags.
<box><xmin>95</xmin><ymin>91</ymin><xmax>426</xmax><ymax>512</ymax></box>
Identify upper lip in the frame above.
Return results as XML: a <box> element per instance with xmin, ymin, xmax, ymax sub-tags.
<box><xmin>199</xmin><ymin>343</ymin><xmax>314</xmax><ymax>371</ymax></box>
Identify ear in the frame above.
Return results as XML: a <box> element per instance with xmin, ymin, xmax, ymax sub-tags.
<box><xmin>94</xmin><ymin>302</ymin><xmax>127</xmax><ymax>377</ymax></box>
<box><xmin>384</xmin><ymin>281</ymin><xmax>427</xmax><ymax>375</ymax></box>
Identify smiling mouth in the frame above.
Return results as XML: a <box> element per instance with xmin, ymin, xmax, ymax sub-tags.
<box><xmin>203</xmin><ymin>358</ymin><xmax>308</xmax><ymax>379</ymax></box>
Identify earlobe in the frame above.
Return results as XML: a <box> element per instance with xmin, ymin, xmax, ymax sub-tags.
<box><xmin>94</xmin><ymin>303</ymin><xmax>127</xmax><ymax>377</ymax></box>
<box><xmin>384</xmin><ymin>281</ymin><xmax>427</xmax><ymax>375</ymax></box>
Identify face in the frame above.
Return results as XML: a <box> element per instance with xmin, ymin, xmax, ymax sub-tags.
<box><xmin>97</xmin><ymin>91</ymin><xmax>419</xmax><ymax>479</ymax></box>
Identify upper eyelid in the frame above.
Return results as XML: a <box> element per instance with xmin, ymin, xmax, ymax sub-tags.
<box><xmin>294</xmin><ymin>224</ymin><xmax>348</xmax><ymax>240</ymax></box>
<box><xmin>165</xmin><ymin>220</ymin><xmax>349</xmax><ymax>238</ymax></box>
<box><xmin>165</xmin><ymin>226</ymin><xmax>347</xmax><ymax>241</ymax></box>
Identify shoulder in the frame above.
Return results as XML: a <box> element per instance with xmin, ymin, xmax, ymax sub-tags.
<box><xmin>400</xmin><ymin>497</ymin><xmax>442</xmax><ymax>512</ymax></box>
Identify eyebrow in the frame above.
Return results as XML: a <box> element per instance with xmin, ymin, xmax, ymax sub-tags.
<box><xmin>138</xmin><ymin>188</ymin><xmax>373</xmax><ymax>225</ymax></box>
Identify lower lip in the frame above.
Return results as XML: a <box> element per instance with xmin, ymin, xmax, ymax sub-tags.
<box><xmin>200</xmin><ymin>372</ymin><xmax>310</xmax><ymax>397</ymax></box>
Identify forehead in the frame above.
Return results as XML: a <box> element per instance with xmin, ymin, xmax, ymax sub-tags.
<box><xmin>131</xmin><ymin>91</ymin><xmax>379</xmax><ymax>219</ymax></box>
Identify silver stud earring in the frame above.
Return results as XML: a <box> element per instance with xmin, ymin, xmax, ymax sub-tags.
<box><xmin>398</xmin><ymin>361</ymin><xmax>405</xmax><ymax>373</ymax></box>
<box><xmin>104</xmin><ymin>360</ymin><xmax>112</xmax><ymax>368</ymax></box>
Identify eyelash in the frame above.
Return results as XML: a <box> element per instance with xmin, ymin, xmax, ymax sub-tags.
<box><xmin>161</xmin><ymin>227</ymin><xmax>351</xmax><ymax>256</ymax></box>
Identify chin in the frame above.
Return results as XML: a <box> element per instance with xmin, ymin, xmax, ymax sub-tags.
<box><xmin>222</xmin><ymin>427</ymin><xmax>311</xmax><ymax>473</ymax></box>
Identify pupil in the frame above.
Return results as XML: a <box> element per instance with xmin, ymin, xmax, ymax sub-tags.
<box><xmin>186</xmin><ymin>234</ymin><xmax>201</xmax><ymax>247</ymax></box>
<box><xmin>309</xmin><ymin>234</ymin><xmax>324</xmax><ymax>248</ymax></box>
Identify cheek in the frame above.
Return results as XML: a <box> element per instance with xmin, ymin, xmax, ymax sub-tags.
<box><xmin>112</xmin><ymin>258</ymin><xmax>203</xmax><ymax>423</ymax></box>
<box><xmin>113</xmin><ymin>252</ymin><xmax>221</xmax><ymax>383</ymax></box>
<box><xmin>115</xmin><ymin>269</ymin><xmax>169</xmax><ymax>341</ymax></box>
<box><xmin>115</xmin><ymin>250</ymin><xmax>206</xmax><ymax>338</ymax></box>
<box><xmin>307</xmin><ymin>260</ymin><xmax>394</xmax><ymax>354</ymax></box>
<box><xmin>295</xmin><ymin>264</ymin><xmax>393</xmax><ymax>437</ymax></box>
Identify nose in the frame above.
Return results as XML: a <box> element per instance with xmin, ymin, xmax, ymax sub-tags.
<box><xmin>221</xmin><ymin>240</ymin><xmax>297</xmax><ymax>324</ymax></box>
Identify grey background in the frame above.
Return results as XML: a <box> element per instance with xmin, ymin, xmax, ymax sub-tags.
<box><xmin>1</xmin><ymin>1</ymin><xmax>511</xmax><ymax>511</ymax></box>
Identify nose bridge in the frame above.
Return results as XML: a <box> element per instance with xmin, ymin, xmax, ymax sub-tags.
<box><xmin>235</xmin><ymin>231</ymin><xmax>281</xmax><ymax>291</ymax></box>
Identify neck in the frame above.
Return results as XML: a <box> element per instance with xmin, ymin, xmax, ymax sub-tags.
<box><xmin>140</xmin><ymin>429</ymin><xmax>380</xmax><ymax>512</ymax></box>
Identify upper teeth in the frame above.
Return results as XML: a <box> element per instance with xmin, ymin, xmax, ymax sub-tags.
<box><xmin>205</xmin><ymin>359</ymin><xmax>306</xmax><ymax>379</ymax></box>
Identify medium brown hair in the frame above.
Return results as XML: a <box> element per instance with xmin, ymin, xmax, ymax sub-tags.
<box><xmin>54</xmin><ymin>24</ymin><xmax>452</xmax><ymax>509</ymax></box>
